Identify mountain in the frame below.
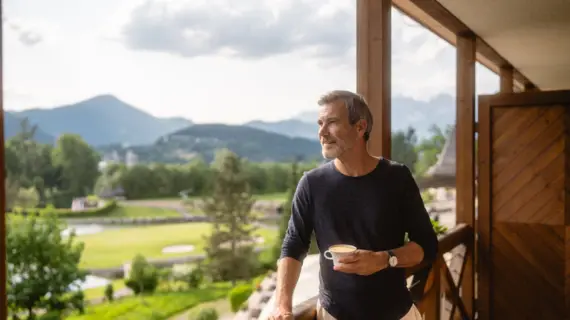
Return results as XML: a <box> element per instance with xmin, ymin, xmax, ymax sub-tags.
<box><xmin>9</xmin><ymin>95</ymin><xmax>193</xmax><ymax>146</ymax></box>
<box><xmin>4</xmin><ymin>112</ymin><xmax>55</xmax><ymax>144</ymax></box>
<box><xmin>287</xmin><ymin>94</ymin><xmax>456</xmax><ymax>140</ymax></box>
<box><xmin>98</xmin><ymin>124</ymin><xmax>322</xmax><ymax>163</ymax></box>
<box><xmin>245</xmin><ymin>119</ymin><xmax>317</xmax><ymax>140</ymax></box>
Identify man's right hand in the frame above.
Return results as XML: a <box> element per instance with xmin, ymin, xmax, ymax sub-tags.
<box><xmin>269</xmin><ymin>307</ymin><xmax>294</xmax><ymax>320</ymax></box>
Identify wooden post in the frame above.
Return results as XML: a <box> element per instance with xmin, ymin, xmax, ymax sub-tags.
<box><xmin>456</xmin><ymin>33</ymin><xmax>476</xmax><ymax>319</ymax></box>
<box><xmin>0</xmin><ymin>0</ymin><xmax>7</xmax><ymax>317</ymax></box>
<box><xmin>356</xmin><ymin>0</ymin><xmax>391</xmax><ymax>159</ymax></box>
<box><xmin>499</xmin><ymin>66</ymin><xmax>514</xmax><ymax>93</ymax></box>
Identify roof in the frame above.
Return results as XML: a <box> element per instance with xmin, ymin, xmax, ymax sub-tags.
<box><xmin>416</xmin><ymin>125</ymin><xmax>456</xmax><ymax>189</ymax></box>
<box><xmin>393</xmin><ymin>0</ymin><xmax>570</xmax><ymax>90</ymax></box>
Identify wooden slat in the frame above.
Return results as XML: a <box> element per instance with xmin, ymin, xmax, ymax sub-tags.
<box><xmin>357</xmin><ymin>0</ymin><xmax>391</xmax><ymax>158</ymax></box>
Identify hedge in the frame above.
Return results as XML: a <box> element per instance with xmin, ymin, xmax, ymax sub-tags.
<box><xmin>8</xmin><ymin>200</ymin><xmax>118</xmax><ymax>219</ymax></box>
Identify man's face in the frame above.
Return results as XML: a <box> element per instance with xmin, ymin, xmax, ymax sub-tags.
<box><xmin>318</xmin><ymin>100</ymin><xmax>361</xmax><ymax>160</ymax></box>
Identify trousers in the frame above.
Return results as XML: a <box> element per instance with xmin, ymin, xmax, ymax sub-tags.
<box><xmin>316</xmin><ymin>300</ymin><xmax>423</xmax><ymax>320</ymax></box>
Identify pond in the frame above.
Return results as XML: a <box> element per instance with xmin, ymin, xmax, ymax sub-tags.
<box><xmin>63</xmin><ymin>223</ymin><xmax>124</xmax><ymax>236</ymax></box>
<box><xmin>75</xmin><ymin>275</ymin><xmax>112</xmax><ymax>290</ymax></box>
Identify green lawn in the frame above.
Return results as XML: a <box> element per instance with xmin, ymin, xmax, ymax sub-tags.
<box><xmin>67</xmin><ymin>282</ymin><xmax>236</xmax><ymax>320</ymax></box>
<box><xmin>104</xmin><ymin>206</ymin><xmax>181</xmax><ymax>218</ymax></box>
<box><xmin>79</xmin><ymin>223</ymin><xmax>277</xmax><ymax>269</ymax></box>
<box><xmin>252</xmin><ymin>192</ymin><xmax>288</xmax><ymax>201</ymax></box>
<box><xmin>150</xmin><ymin>192</ymin><xmax>288</xmax><ymax>202</ymax></box>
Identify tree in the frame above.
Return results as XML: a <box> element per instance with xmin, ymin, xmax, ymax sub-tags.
<box><xmin>414</xmin><ymin>124</ymin><xmax>453</xmax><ymax>175</ymax></box>
<box><xmin>202</xmin><ymin>149</ymin><xmax>258</xmax><ymax>286</ymax></box>
<box><xmin>391</xmin><ymin>126</ymin><xmax>419</xmax><ymax>171</ymax></box>
<box><xmin>52</xmin><ymin>134</ymin><xmax>100</xmax><ymax>198</ymax></box>
<box><xmin>6</xmin><ymin>212</ymin><xmax>86</xmax><ymax>318</ymax></box>
<box><xmin>272</xmin><ymin>158</ymin><xmax>319</xmax><ymax>263</ymax></box>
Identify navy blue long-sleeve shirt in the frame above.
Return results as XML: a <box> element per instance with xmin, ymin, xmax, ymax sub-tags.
<box><xmin>280</xmin><ymin>158</ymin><xmax>438</xmax><ymax>319</ymax></box>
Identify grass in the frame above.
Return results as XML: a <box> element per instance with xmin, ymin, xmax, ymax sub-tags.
<box><xmin>148</xmin><ymin>192</ymin><xmax>288</xmax><ymax>202</ymax></box>
<box><xmin>179</xmin><ymin>298</ymin><xmax>231</xmax><ymax>320</ymax></box>
<box><xmin>78</xmin><ymin>223</ymin><xmax>278</xmax><ymax>269</ymax></box>
<box><xmin>103</xmin><ymin>206</ymin><xmax>181</xmax><ymax>218</ymax></box>
<box><xmin>83</xmin><ymin>279</ymin><xmax>128</xmax><ymax>301</ymax></box>
<box><xmin>252</xmin><ymin>192</ymin><xmax>288</xmax><ymax>201</ymax></box>
<box><xmin>67</xmin><ymin>282</ymin><xmax>236</xmax><ymax>320</ymax></box>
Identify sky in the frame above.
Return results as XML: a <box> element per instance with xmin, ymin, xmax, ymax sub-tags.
<box><xmin>4</xmin><ymin>0</ymin><xmax>499</xmax><ymax>124</ymax></box>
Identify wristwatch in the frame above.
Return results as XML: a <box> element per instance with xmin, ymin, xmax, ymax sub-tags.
<box><xmin>387</xmin><ymin>250</ymin><xmax>398</xmax><ymax>268</ymax></box>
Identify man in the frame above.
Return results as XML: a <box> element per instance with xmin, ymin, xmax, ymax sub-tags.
<box><xmin>270</xmin><ymin>90</ymin><xmax>438</xmax><ymax>319</ymax></box>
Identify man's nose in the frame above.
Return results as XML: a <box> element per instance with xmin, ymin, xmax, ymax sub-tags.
<box><xmin>318</xmin><ymin>125</ymin><xmax>327</xmax><ymax>138</ymax></box>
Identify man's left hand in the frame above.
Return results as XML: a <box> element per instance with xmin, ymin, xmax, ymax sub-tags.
<box><xmin>333</xmin><ymin>250</ymin><xmax>388</xmax><ymax>276</ymax></box>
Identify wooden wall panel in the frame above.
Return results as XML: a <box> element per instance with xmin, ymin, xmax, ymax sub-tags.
<box><xmin>490</xmin><ymin>105</ymin><xmax>567</xmax><ymax>318</ymax></box>
<box><xmin>478</xmin><ymin>90</ymin><xmax>570</xmax><ymax>320</ymax></box>
<box><xmin>492</xmin><ymin>106</ymin><xmax>565</xmax><ymax>225</ymax></box>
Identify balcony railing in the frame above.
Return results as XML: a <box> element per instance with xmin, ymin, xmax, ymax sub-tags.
<box><xmin>291</xmin><ymin>223</ymin><xmax>474</xmax><ymax>320</ymax></box>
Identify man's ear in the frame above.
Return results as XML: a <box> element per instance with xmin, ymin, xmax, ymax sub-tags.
<box><xmin>357</xmin><ymin>119</ymin><xmax>368</xmax><ymax>137</ymax></box>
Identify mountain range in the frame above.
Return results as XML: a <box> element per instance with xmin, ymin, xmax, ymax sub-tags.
<box><xmin>6</xmin><ymin>95</ymin><xmax>193</xmax><ymax>146</ymax></box>
<box><xmin>245</xmin><ymin>94</ymin><xmax>456</xmax><ymax>141</ymax></box>
<box><xmin>99</xmin><ymin>124</ymin><xmax>322</xmax><ymax>163</ymax></box>
<box><xmin>5</xmin><ymin>93</ymin><xmax>455</xmax><ymax>163</ymax></box>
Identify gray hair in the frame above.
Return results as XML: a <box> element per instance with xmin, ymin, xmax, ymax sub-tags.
<box><xmin>317</xmin><ymin>90</ymin><xmax>374</xmax><ymax>141</ymax></box>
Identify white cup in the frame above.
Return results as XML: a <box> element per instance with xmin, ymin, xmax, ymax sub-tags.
<box><xmin>323</xmin><ymin>244</ymin><xmax>357</xmax><ymax>266</ymax></box>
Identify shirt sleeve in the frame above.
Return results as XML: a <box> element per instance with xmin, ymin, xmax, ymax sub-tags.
<box><xmin>279</xmin><ymin>173</ymin><xmax>314</xmax><ymax>262</ymax></box>
<box><xmin>399</xmin><ymin>165</ymin><xmax>439</xmax><ymax>263</ymax></box>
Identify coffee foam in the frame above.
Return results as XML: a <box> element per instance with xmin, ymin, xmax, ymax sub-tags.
<box><xmin>329</xmin><ymin>245</ymin><xmax>356</xmax><ymax>253</ymax></box>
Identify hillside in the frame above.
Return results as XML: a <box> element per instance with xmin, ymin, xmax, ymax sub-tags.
<box><xmin>9</xmin><ymin>95</ymin><xmax>193</xmax><ymax>146</ymax></box>
<box><xmin>4</xmin><ymin>112</ymin><xmax>55</xmax><ymax>144</ymax></box>
<box><xmin>245</xmin><ymin>119</ymin><xmax>317</xmax><ymax>140</ymax></box>
<box><xmin>98</xmin><ymin>124</ymin><xmax>322</xmax><ymax>163</ymax></box>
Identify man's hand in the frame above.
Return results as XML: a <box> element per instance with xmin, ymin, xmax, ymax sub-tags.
<box><xmin>333</xmin><ymin>250</ymin><xmax>388</xmax><ymax>276</ymax></box>
<box><xmin>269</xmin><ymin>307</ymin><xmax>294</xmax><ymax>320</ymax></box>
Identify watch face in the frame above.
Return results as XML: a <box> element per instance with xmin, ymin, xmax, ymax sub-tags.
<box><xmin>389</xmin><ymin>256</ymin><xmax>398</xmax><ymax>267</ymax></box>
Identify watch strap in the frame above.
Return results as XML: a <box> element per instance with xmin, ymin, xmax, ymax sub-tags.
<box><xmin>387</xmin><ymin>250</ymin><xmax>396</xmax><ymax>268</ymax></box>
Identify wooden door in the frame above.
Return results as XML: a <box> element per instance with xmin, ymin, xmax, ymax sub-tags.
<box><xmin>477</xmin><ymin>90</ymin><xmax>570</xmax><ymax>319</ymax></box>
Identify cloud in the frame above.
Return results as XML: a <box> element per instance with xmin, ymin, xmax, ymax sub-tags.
<box><xmin>119</xmin><ymin>0</ymin><xmax>499</xmax><ymax>100</ymax></box>
<box><xmin>4</xmin><ymin>17</ymin><xmax>44</xmax><ymax>46</ymax></box>
<box><xmin>121</xmin><ymin>0</ymin><xmax>354</xmax><ymax>60</ymax></box>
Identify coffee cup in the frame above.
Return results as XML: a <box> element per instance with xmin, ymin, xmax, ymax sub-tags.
<box><xmin>323</xmin><ymin>244</ymin><xmax>357</xmax><ymax>266</ymax></box>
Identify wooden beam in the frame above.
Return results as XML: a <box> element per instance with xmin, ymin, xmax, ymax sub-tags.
<box><xmin>500</xmin><ymin>66</ymin><xmax>514</xmax><ymax>93</ymax></box>
<box><xmin>455</xmin><ymin>34</ymin><xmax>476</xmax><ymax>319</ymax></box>
<box><xmin>392</xmin><ymin>0</ymin><xmax>535</xmax><ymax>90</ymax></box>
<box><xmin>524</xmin><ymin>82</ymin><xmax>539</xmax><ymax>92</ymax></box>
<box><xmin>357</xmin><ymin>0</ymin><xmax>391</xmax><ymax>158</ymax></box>
<box><xmin>0</xmin><ymin>0</ymin><xmax>7</xmax><ymax>317</ymax></box>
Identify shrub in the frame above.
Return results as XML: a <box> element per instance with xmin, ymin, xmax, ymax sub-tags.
<box><xmin>125</xmin><ymin>255</ymin><xmax>159</xmax><ymax>295</ymax></box>
<box><xmin>187</xmin><ymin>265</ymin><xmax>205</xmax><ymax>289</ymax></box>
<box><xmin>228</xmin><ymin>284</ymin><xmax>253</xmax><ymax>312</ymax></box>
<box><xmin>192</xmin><ymin>307</ymin><xmax>219</xmax><ymax>320</ymax></box>
<box><xmin>105</xmin><ymin>283</ymin><xmax>114</xmax><ymax>302</ymax></box>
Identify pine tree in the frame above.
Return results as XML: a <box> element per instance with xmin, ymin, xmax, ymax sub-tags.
<box><xmin>203</xmin><ymin>149</ymin><xmax>258</xmax><ymax>286</ymax></box>
<box><xmin>273</xmin><ymin>159</ymin><xmax>319</xmax><ymax>263</ymax></box>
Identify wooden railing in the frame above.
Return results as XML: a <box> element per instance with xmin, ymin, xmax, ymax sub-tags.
<box><xmin>292</xmin><ymin>223</ymin><xmax>474</xmax><ymax>320</ymax></box>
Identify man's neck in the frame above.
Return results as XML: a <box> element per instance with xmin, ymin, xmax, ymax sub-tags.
<box><xmin>334</xmin><ymin>152</ymin><xmax>379</xmax><ymax>177</ymax></box>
